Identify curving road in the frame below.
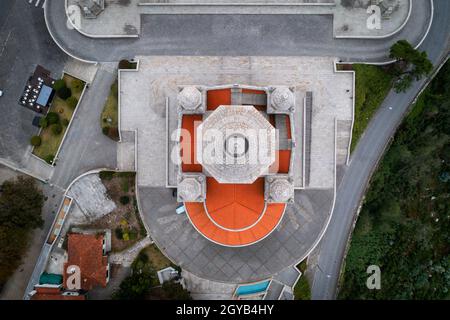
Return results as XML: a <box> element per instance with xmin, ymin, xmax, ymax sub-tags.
<box><xmin>42</xmin><ymin>0</ymin><xmax>450</xmax><ymax>299</ymax></box>
<box><xmin>45</xmin><ymin>0</ymin><xmax>431</xmax><ymax>63</ymax></box>
<box><xmin>311</xmin><ymin>0</ymin><xmax>450</xmax><ymax>300</ymax></box>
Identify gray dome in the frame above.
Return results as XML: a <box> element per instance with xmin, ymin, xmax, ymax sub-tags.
<box><xmin>269</xmin><ymin>179</ymin><xmax>293</xmax><ymax>203</ymax></box>
<box><xmin>271</xmin><ymin>87</ymin><xmax>294</xmax><ymax>111</ymax></box>
<box><xmin>178</xmin><ymin>86</ymin><xmax>202</xmax><ymax>111</ymax></box>
<box><xmin>178</xmin><ymin>177</ymin><xmax>202</xmax><ymax>201</ymax></box>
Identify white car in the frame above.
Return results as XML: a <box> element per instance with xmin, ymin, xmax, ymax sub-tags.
<box><xmin>0</xmin><ymin>90</ymin><xmax>3</xmax><ymax>97</ymax></box>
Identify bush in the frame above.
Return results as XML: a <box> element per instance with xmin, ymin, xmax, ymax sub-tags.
<box><xmin>120</xmin><ymin>196</ymin><xmax>130</xmax><ymax>205</ymax></box>
<box><xmin>99</xmin><ymin>171</ymin><xmax>115</xmax><ymax>180</ymax></box>
<box><xmin>119</xmin><ymin>59</ymin><xmax>132</xmax><ymax>69</ymax></box>
<box><xmin>115</xmin><ymin>227</ymin><xmax>123</xmax><ymax>240</ymax></box>
<box><xmin>51</xmin><ymin>124</ymin><xmax>63</xmax><ymax>135</ymax></box>
<box><xmin>44</xmin><ymin>154</ymin><xmax>54</xmax><ymax>164</ymax></box>
<box><xmin>102</xmin><ymin>126</ymin><xmax>110</xmax><ymax>136</ymax></box>
<box><xmin>53</xmin><ymin>79</ymin><xmax>66</xmax><ymax>91</ymax></box>
<box><xmin>57</xmin><ymin>86</ymin><xmax>72</xmax><ymax>100</ymax></box>
<box><xmin>71</xmin><ymin>79</ymin><xmax>84</xmax><ymax>92</ymax></box>
<box><xmin>66</xmin><ymin>96</ymin><xmax>78</xmax><ymax>109</ymax></box>
<box><xmin>30</xmin><ymin>136</ymin><xmax>41</xmax><ymax>147</ymax></box>
<box><xmin>294</xmin><ymin>276</ymin><xmax>311</xmax><ymax>300</ymax></box>
<box><xmin>62</xmin><ymin>118</ymin><xmax>70</xmax><ymax>127</ymax></box>
<box><xmin>108</xmin><ymin>127</ymin><xmax>119</xmax><ymax>141</ymax></box>
<box><xmin>39</xmin><ymin>117</ymin><xmax>48</xmax><ymax>128</ymax></box>
<box><xmin>46</xmin><ymin>112</ymin><xmax>59</xmax><ymax>125</ymax></box>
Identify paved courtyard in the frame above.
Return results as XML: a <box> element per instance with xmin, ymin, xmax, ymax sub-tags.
<box><xmin>118</xmin><ymin>55</ymin><xmax>352</xmax><ymax>282</ymax></box>
<box><xmin>140</xmin><ymin>186</ymin><xmax>334</xmax><ymax>283</ymax></box>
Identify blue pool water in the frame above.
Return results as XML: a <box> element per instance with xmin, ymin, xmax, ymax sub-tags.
<box><xmin>235</xmin><ymin>280</ymin><xmax>270</xmax><ymax>296</ymax></box>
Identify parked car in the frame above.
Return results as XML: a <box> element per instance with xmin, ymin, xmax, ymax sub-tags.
<box><xmin>0</xmin><ymin>89</ymin><xmax>3</xmax><ymax>97</ymax></box>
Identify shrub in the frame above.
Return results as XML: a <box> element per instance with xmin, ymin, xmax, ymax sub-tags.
<box><xmin>53</xmin><ymin>79</ymin><xmax>66</xmax><ymax>91</ymax></box>
<box><xmin>71</xmin><ymin>79</ymin><xmax>84</xmax><ymax>92</ymax></box>
<box><xmin>66</xmin><ymin>96</ymin><xmax>78</xmax><ymax>109</ymax></box>
<box><xmin>108</xmin><ymin>127</ymin><xmax>119</xmax><ymax>141</ymax></box>
<box><xmin>115</xmin><ymin>227</ymin><xmax>123</xmax><ymax>240</ymax></box>
<box><xmin>62</xmin><ymin>118</ymin><xmax>70</xmax><ymax>127</ymax></box>
<box><xmin>102</xmin><ymin>126</ymin><xmax>110</xmax><ymax>136</ymax></box>
<box><xmin>44</xmin><ymin>154</ymin><xmax>54</xmax><ymax>164</ymax></box>
<box><xmin>119</xmin><ymin>59</ymin><xmax>132</xmax><ymax>69</ymax></box>
<box><xmin>120</xmin><ymin>196</ymin><xmax>130</xmax><ymax>205</ymax></box>
<box><xmin>51</xmin><ymin>124</ymin><xmax>63</xmax><ymax>135</ymax></box>
<box><xmin>57</xmin><ymin>86</ymin><xmax>72</xmax><ymax>100</ymax></box>
<box><xmin>99</xmin><ymin>171</ymin><xmax>115</xmax><ymax>180</ymax></box>
<box><xmin>39</xmin><ymin>117</ymin><xmax>48</xmax><ymax>128</ymax></box>
<box><xmin>46</xmin><ymin>112</ymin><xmax>59</xmax><ymax>125</ymax></box>
<box><xmin>30</xmin><ymin>136</ymin><xmax>41</xmax><ymax>147</ymax></box>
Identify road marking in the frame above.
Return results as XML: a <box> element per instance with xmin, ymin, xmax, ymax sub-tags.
<box><xmin>0</xmin><ymin>30</ymin><xmax>12</xmax><ymax>59</ymax></box>
<box><xmin>27</xmin><ymin>0</ymin><xmax>45</xmax><ymax>9</ymax></box>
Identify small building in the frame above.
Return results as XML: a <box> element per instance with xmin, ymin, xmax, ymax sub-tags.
<box><xmin>78</xmin><ymin>0</ymin><xmax>105</xmax><ymax>18</ymax></box>
<box><xmin>63</xmin><ymin>232</ymin><xmax>110</xmax><ymax>291</ymax></box>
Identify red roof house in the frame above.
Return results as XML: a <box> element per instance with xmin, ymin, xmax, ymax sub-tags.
<box><xmin>63</xmin><ymin>233</ymin><xmax>109</xmax><ymax>291</ymax></box>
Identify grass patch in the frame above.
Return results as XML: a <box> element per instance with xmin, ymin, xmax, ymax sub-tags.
<box><xmin>101</xmin><ymin>79</ymin><xmax>119</xmax><ymax>141</ymax></box>
<box><xmin>142</xmin><ymin>244</ymin><xmax>173</xmax><ymax>271</ymax></box>
<box><xmin>294</xmin><ymin>276</ymin><xmax>311</xmax><ymax>300</ymax></box>
<box><xmin>33</xmin><ymin>74</ymin><xmax>85</xmax><ymax>163</ymax></box>
<box><xmin>351</xmin><ymin>64</ymin><xmax>393</xmax><ymax>152</ymax></box>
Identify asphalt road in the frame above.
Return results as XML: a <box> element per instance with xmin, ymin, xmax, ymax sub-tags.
<box><xmin>311</xmin><ymin>0</ymin><xmax>450</xmax><ymax>300</ymax></box>
<box><xmin>45</xmin><ymin>0</ymin><xmax>431</xmax><ymax>63</ymax></box>
<box><xmin>0</xmin><ymin>0</ymin><xmax>66</xmax><ymax>163</ymax></box>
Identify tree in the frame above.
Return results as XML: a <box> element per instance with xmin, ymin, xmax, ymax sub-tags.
<box><xmin>66</xmin><ymin>96</ymin><xmax>78</xmax><ymax>110</ymax></box>
<box><xmin>51</xmin><ymin>124</ymin><xmax>63</xmax><ymax>136</ymax></box>
<box><xmin>112</xmin><ymin>251</ymin><xmax>156</xmax><ymax>300</ymax></box>
<box><xmin>39</xmin><ymin>117</ymin><xmax>48</xmax><ymax>128</ymax></box>
<box><xmin>30</xmin><ymin>136</ymin><xmax>41</xmax><ymax>147</ymax></box>
<box><xmin>57</xmin><ymin>86</ymin><xmax>72</xmax><ymax>100</ymax></box>
<box><xmin>0</xmin><ymin>177</ymin><xmax>44</xmax><ymax>229</ymax></box>
<box><xmin>46</xmin><ymin>112</ymin><xmax>59</xmax><ymax>125</ymax></box>
<box><xmin>389</xmin><ymin>40</ymin><xmax>433</xmax><ymax>92</ymax></box>
<box><xmin>53</xmin><ymin>79</ymin><xmax>66</xmax><ymax>91</ymax></box>
<box><xmin>161</xmin><ymin>280</ymin><xmax>191</xmax><ymax>300</ymax></box>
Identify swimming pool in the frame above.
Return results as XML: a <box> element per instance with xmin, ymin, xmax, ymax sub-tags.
<box><xmin>235</xmin><ymin>280</ymin><xmax>270</xmax><ymax>296</ymax></box>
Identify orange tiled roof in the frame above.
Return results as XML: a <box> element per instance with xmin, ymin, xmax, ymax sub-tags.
<box><xmin>185</xmin><ymin>178</ymin><xmax>286</xmax><ymax>246</ymax></box>
<box><xmin>181</xmin><ymin>115</ymin><xmax>203</xmax><ymax>173</ymax></box>
<box><xmin>63</xmin><ymin>233</ymin><xmax>108</xmax><ymax>291</ymax></box>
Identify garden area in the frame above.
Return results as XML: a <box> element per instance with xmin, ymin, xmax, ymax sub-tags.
<box><xmin>31</xmin><ymin>74</ymin><xmax>85</xmax><ymax>164</ymax></box>
<box><xmin>100</xmin><ymin>59</ymin><xmax>137</xmax><ymax>141</ymax></box>
<box><xmin>87</xmin><ymin>171</ymin><xmax>147</xmax><ymax>252</ymax></box>
<box><xmin>112</xmin><ymin>245</ymin><xmax>190</xmax><ymax>300</ymax></box>
<box><xmin>100</xmin><ymin>80</ymin><xmax>119</xmax><ymax>141</ymax></box>
<box><xmin>339</xmin><ymin>61</ymin><xmax>450</xmax><ymax>300</ymax></box>
<box><xmin>294</xmin><ymin>259</ymin><xmax>311</xmax><ymax>300</ymax></box>
<box><xmin>350</xmin><ymin>64</ymin><xmax>393</xmax><ymax>152</ymax></box>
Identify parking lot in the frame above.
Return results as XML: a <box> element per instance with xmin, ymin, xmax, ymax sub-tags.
<box><xmin>0</xmin><ymin>1</ymin><xmax>66</xmax><ymax>164</ymax></box>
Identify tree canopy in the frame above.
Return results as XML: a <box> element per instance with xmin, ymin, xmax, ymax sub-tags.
<box><xmin>0</xmin><ymin>176</ymin><xmax>44</xmax><ymax>291</ymax></box>
<box><xmin>389</xmin><ymin>40</ymin><xmax>433</xmax><ymax>92</ymax></box>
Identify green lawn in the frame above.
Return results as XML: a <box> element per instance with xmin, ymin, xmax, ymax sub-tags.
<box><xmin>142</xmin><ymin>244</ymin><xmax>173</xmax><ymax>271</ymax></box>
<box><xmin>294</xmin><ymin>259</ymin><xmax>311</xmax><ymax>300</ymax></box>
<box><xmin>100</xmin><ymin>79</ymin><xmax>119</xmax><ymax>141</ymax></box>
<box><xmin>351</xmin><ymin>64</ymin><xmax>393</xmax><ymax>152</ymax></box>
<box><xmin>33</xmin><ymin>74</ymin><xmax>85</xmax><ymax>163</ymax></box>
